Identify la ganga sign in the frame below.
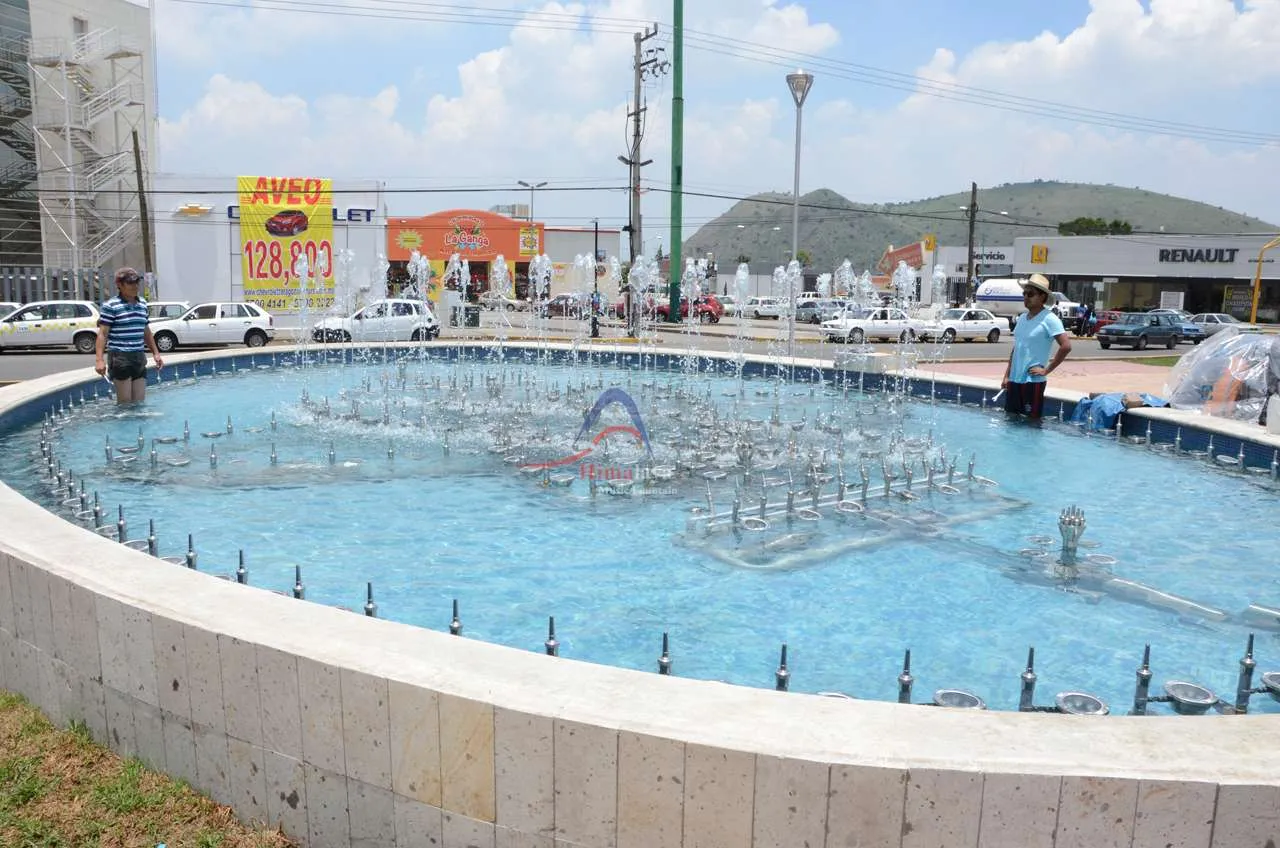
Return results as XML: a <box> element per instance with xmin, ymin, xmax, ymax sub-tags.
<box><xmin>227</xmin><ymin>206</ymin><xmax>375</xmax><ymax>222</ymax></box>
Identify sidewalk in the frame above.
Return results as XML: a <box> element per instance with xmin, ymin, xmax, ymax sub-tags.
<box><xmin>913</xmin><ymin>359</ymin><xmax>1174</xmax><ymax>397</ymax></box>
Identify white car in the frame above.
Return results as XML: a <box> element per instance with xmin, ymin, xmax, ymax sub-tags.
<box><xmin>147</xmin><ymin>301</ymin><xmax>190</xmax><ymax>321</ymax></box>
<box><xmin>820</xmin><ymin>307</ymin><xmax>926</xmax><ymax>344</ymax></box>
<box><xmin>478</xmin><ymin>291</ymin><xmax>526</xmax><ymax>311</ymax></box>
<box><xmin>718</xmin><ymin>295</ymin><xmax>740</xmax><ymax>317</ymax></box>
<box><xmin>1191</xmin><ymin>313</ymin><xmax>1264</xmax><ymax>335</ymax></box>
<box><xmin>0</xmin><ymin>302</ymin><xmax>20</xmax><ymax>318</ymax></box>
<box><xmin>150</xmin><ymin>302</ymin><xmax>276</xmax><ymax>352</ymax></box>
<box><xmin>744</xmin><ymin>296</ymin><xmax>785</xmax><ymax>319</ymax></box>
<box><xmin>0</xmin><ymin>300</ymin><xmax>101</xmax><ymax>353</ymax></box>
<box><xmin>919</xmin><ymin>308</ymin><xmax>1003</xmax><ymax>343</ymax></box>
<box><xmin>311</xmin><ymin>298</ymin><xmax>440</xmax><ymax>343</ymax></box>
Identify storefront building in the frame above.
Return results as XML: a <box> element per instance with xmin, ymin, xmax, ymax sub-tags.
<box><xmin>1012</xmin><ymin>234</ymin><xmax>1280</xmax><ymax>320</ymax></box>
<box><xmin>386</xmin><ymin>211</ymin><xmax>621</xmax><ymax>303</ymax></box>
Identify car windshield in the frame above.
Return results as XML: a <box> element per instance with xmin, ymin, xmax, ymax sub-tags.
<box><xmin>939</xmin><ymin>309</ymin><xmax>966</xmax><ymax>320</ymax></box>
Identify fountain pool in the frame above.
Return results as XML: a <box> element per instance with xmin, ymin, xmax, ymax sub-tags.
<box><xmin>3</xmin><ymin>344</ymin><xmax>1279</xmax><ymax>715</ymax></box>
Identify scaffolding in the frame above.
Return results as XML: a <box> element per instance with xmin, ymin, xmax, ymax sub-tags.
<box><xmin>0</xmin><ymin>35</ymin><xmax>41</xmax><ymax>267</ymax></box>
<box><xmin>26</xmin><ymin>26</ymin><xmax>147</xmax><ymax>271</ymax></box>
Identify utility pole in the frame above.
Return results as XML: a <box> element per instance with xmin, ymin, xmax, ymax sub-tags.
<box><xmin>964</xmin><ymin>181</ymin><xmax>977</xmax><ymax>305</ymax></box>
<box><xmin>667</xmin><ymin>0</ymin><xmax>684</xmax><ymax>323</ymax></box>
<box><xmin>619</xmin><ymin>25</ymin><xmax>661</xmax><ymax>265</ymax></box>
<box><xmin>132</xmin><ymin>129</ymin><xmax>153</xmax><ymax>275</ymax></box>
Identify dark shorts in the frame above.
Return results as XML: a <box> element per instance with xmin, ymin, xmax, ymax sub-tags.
<box><xmin>1004</xmin><ymin>381</ymin><xmax>1047</xmax><ymax>419</ymax></box>
<box><xmin>108</xmin><ymin>350</ymin><xmax>147</xmax><ymax>381</ymax></box>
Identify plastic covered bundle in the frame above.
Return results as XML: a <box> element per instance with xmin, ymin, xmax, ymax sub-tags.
<box><xmin>1163</xmin><ymin>328</ymin><xmax>1280</xmax><ymax>420</ymax></box>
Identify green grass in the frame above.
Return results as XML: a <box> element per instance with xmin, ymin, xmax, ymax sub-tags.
<box><xmin>1120</xmin><ymin>356</ymin><xmax>1181</xmax><ymax>367</ymax></box>
<box><xmin>0</xmin><ymin>690</ymin><xmax>295</xmax><ymax>848</ymax></box>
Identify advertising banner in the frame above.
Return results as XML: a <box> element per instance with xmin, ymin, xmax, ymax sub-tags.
<box><xmin>237</xmin><ymin>176</ymin><xmax>334</xmax><ymax>311</ymax></box>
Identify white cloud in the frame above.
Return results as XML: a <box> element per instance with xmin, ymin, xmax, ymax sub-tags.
<box><xmin>156</xmin><ymin>0</ymin><xmax>1280</xmax><ymax>239</ymax></box>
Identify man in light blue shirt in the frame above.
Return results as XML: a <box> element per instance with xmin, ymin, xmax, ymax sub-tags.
<box><xmin>1001</xmin><ymin>273</ymin><xmax>1072</xmax><ymax>419</ymax></box>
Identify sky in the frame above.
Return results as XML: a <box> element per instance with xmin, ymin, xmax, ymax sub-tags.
<box><xmin>152</xmin><ymin>0</ymin><xmax>1280</xmax><ymax>252</ymax></box>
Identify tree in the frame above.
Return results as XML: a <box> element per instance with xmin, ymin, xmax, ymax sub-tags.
<box><xmin>654</xmin><ymin>244</ymin><xmax>665</xmax><ymax>261</ymax></box>
<box><xmin>796</xmin><ymin>249</ymin><xmax>813</xmax><ymax>267</ymax></box>
<box><xmin>735</xmin><ymin>253</ymin><xmax>751</xmax><ymax>264</ymax></box>
<box><xmin>1058</xmin><ymin>216</ymin><xmax>1133</xmax><ymax>236</ymax></box>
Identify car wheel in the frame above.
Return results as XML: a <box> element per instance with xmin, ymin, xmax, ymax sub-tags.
<box><xmin>753</xmin><ymin>310</ymin><xmax>762</xmax><ymax>319</ymax></box>
<box><xmin>1192</xmin><ymin>338</ymin><xmax>1201</xmax><ymax>344</ymax></box>
<box><xmin>1135</xmin><ymin>335</ymin><xmax>1148</xmax><ymax>351</ymax></box>
<box><xmin>505</xmin><ymin>304</ymin><xmax>516</xmax><ymax>311</ymax></box>
<box><xmin>154</xmin><ymin>332</ymin><xmax>178</xmax><ymax>353</ymax></box>
<box><xmin>1166</xmin><ymin>335</ymin><xmax>1178</xmax><ymax>349</ymax></box>
<box><xmin>986</xmin><ymin>328</ymin><xmax>1000</xmax><ymax>343</ymax></box>
<box><xmin>850</xmin><ymin>328</ymin><xmax>865</xmax><ymax>344</ymax></box>
<box><xmin>899</xmin><ymin>329</ymin><xmax>914</xmax><ymax>342</ymax></box>
<box><xmin>244</xmin><ymin>329</ymin><xmax>267</xmax><ymax>348</ymax></box>
<box><xmin>1099</xmin><ymin>342</ymin><xmax>1111</xmax><ymax>349</ymax></box>
<box><xmin>941</xmin><ymin>328</ymin><xmax>956</xmax><ymax>343</ymax></box>
<box><xmin>699</xmin><ymin>311</ymin><xmax>713</xmax><ymax>324</ymax></box>
<box><xmin>73</xmin><ymin>332</ymin><xmax>97</xmax><ymax>354</ymax></box>
<box><xmin>340</xmin><ymin>331</ymin><xmax>351</xmax><ymax>343</ymax></box>
<box><xmin>411</xmin><ymin>329</ymin><xmax>423</xmax><ymax>341</ymax></box>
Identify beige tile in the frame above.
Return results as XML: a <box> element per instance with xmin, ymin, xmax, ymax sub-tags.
<box><xmin>340</xmin><ymin>668</ymin><xmax>391</xmax><ymax>790</ymax></box>
<box><xmin>1056</xmin><ymin>775</ymin><xmax>1138</xmax><ymax>848</ymax></box>
<box><xmin>682</xmin><ymin>743</ymin><xmax>754</xmax><ymax>848</ymax></box>
<box><xmin>751</xmin><ymin>754</ymin><xmax>829</xmax><ymax>848</ymax></box>
<box><xmin>495</xmin><ymin>707</ymin><xmax>553</xmax><ymax>837</ymax></box>
<box><xmin>902</xmin><ymin>768</ymin><xmax>982</xmax><ymax>848</ymax></box>
<box><xmin>978</xmin><ymin>773</ymin><xmax>1060</xmax><ymax>848</ymax></box>
<box><xmin>827</xmin><ymin>764</ymin><xmax>908</xmax><ymax>848</ymax></box>
<box><xmin>1133</xmin><ymin>780</ymin><xmax>1216</xmax><ymax>848</ymax></box>
<box><xmin>390</xmin><ymin>679</ymin><xmax>442</xmax><ymax>807</ymax></box>
<box><xmin>1211</xmin><ymin>784</ymin><xmax>1280</xmax><ymax>848</ymax></box>
<box><xmin>617</xmin><ymin>731</ymin><xmax>683</xmax><ymax>848</ymax></box>
<box><xmin>553</xmin><ymin>718</ymin><xmax>617</xmax><ymax>847</ymax></box>
<box><xmin>440</xmin><ymin>693</ymin><xmax>495</xmax><ymax>823</ymax></box>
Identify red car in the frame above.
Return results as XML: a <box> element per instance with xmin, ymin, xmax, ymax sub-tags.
<box><xmin>654</xmin><ymin>294</ymin><xmax>724</xmax><ymax>323</ymax></box>
<box><xmin>265</xmin><ymin>210</ymin><xmax>309</xmax><ymax>236</ymax></box>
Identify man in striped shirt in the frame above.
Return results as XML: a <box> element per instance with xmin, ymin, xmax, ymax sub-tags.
<box><xmin>95</xmin><ymin>267</ymin><xmax>164</xmax><ymax>404</ymax></box>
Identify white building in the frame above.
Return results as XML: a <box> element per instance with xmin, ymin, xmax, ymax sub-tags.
<box><xmin>151</xmin><ymin>174</ymin><xmax>387</xmax><ymax>310</ymax></box>
<box><xmin>1012</xmin><ymin>234</ymin><xmax>1280</xmax><ymax>320</ymax></box>
<box><xmin>1</xmin><ymin>0</ymin><xmax>157</xmax><ymax>271</ymax></box>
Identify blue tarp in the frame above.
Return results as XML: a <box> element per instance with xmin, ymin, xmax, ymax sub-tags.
<box><xmin>1070</xmin><ymin>392</ymin><xmax>1168</xmax><ymax>432</ymax></box>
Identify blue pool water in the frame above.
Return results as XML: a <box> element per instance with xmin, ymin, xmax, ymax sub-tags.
<box><xmin>3</xmin><ymin>349</ymin><xmax>1278</xmax><ymax>714</ymax></box>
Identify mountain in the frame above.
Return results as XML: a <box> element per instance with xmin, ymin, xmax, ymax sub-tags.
<box><xmin>681</xmin><ymin>181</ymin><xmax>1278</xmax><ymax>274</ymax></box>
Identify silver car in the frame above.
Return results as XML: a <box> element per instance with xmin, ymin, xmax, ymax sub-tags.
<box><xmin>1191</xmin><ymin>313</ymin><xmax>1264</xmax><ymax>335</ymax></box>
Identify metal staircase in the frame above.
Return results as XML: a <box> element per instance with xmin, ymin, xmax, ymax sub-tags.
<box><xmin>23</xmin><ymin>26</ymin><xmax>147</xmax><ymax>271</ymax></box>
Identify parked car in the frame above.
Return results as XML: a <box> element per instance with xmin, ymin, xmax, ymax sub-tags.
<box><xmin>150</xmin><ymin>301</ymin><xmax>277</xmax><ymax>352</ymax></box>
<box><xmin>264</xmin><ymin>210</ymin><xmax>309</xmax><ymax>236</ymax></box>
<box><xmin>1146</xmin><ymin>309</ymin><xmax>1205</xmax><ymax>344</ymax></box>
<box><xmin>820</xmin><ymin>307</ymin><xmax>925</xmax><ymax>344</ymax></box>
<box><xmin>1092</xmin><ymin>309</ymin><xmax>1124</xmax><ymax>333</ymax></box>
<box><xmin>794</xmin><ymin>298</ymin><xmax>851</xmax><ymax>325</ymax></box>
<box><xmin>478</xmin><ymin>291</ymin><xmax>525</xmax><ymax>311</ymax></box>
<box><xmin>1191</xmin><ymin>313</ymin><xmax>1264</xmax><ymax>335</ymax></box>
<box><xmin>311</xmin><ymin>298</ymin><xmax>439</xmax><ymax>343</ymax></box>
<box><xmin>0</xmin><ymin>300</ymin><xmax>101</xmax><ymax>353</ymax></box>
<box><xmin>654</xmin><ymin>294</ymin><xmax>723</xmax><ymax>323</ymax></box>
<box><xmin>918</xmin><ymin>308</ymin><xmax>1003</xmax><ymax>343</ymax></box>
<box><xmin>744</xmin><ymin>296</ymin><xmax>785</xmax><ymax>319</ymax></box>
<box><xmin>0</xmin><ymin>302</ymin><xmax>20</xmax><ymax>318</ymax></box>
<box><xmin>1095</xmin><ymin>312</ymin><xmax>1181</xmax><ymax>350</ymax></box>
<box><xmin>718</xmin><ymin>295</ymin><xmax>740</xmax><ymax>317</ymax></box>
<box><xmin>538</xmin><ymin>293</ymin><xmax>591</xmax><ymax>319</ymax></box>
<box><xmin>147</xmin><ymin>301</ymin><xmax>190</xmax><ymax>321</ymax></box>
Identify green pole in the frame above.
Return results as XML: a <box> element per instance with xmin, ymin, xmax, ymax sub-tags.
<box><xmin>667</xmin><ymin>0</ymin><xmax>684</xmax><ymax>322</ymax></box>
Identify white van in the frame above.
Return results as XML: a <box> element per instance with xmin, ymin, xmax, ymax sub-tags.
<box><xmin>975</xmin><ymin>278</ymin><xmax>1081</xmax><ymax>330</ymax></box>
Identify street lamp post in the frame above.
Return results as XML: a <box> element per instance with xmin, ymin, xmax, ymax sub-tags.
<box><xmin>785</xmin><ymin>68</ymin><xmax>813</xmax><ymax>358</ymax></box>
<box><xmin>517</xmin><ymin>180</ymin><xmax>547</xmax><ymax>222</ymax></box>
<box><xmin>591</xmin><ymin>218</ymin><xmax>600</xmax><ymax>338</ymax></box>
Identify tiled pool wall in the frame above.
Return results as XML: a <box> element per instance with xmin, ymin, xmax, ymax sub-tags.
<box><xmin>1</xmin><ymin>344</ymin><xmax>1278</xmax><ymax>848</ymax></box>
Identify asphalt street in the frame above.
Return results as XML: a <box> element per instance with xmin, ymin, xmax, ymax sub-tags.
<box><xmin>0</xmin><ymin>314</ymin><xmax>1184</xmax><ymax>383</ymax></box>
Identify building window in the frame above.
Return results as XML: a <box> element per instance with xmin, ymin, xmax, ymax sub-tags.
<box><xmin>73</xmin><ymin>17</ymin><xmax>89</xmax><ymax>38</ymax></box>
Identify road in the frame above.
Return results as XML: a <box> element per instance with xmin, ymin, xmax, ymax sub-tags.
<box><xmin>0</xmin><ymin>314</ymin><xmax>1187</xmax><ymax>384</ymax></box>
